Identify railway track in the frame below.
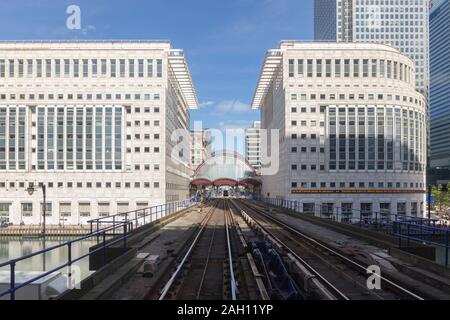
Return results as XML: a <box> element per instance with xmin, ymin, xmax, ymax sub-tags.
<box><xmin>155</xmin><ymin>199</ymin><xmax>266</xmax><ymax>300</ymax></box>
<box><xmin>232</xmin><ymin>199</ymin><xmax>425</xmax><ymax>301</ymax></box>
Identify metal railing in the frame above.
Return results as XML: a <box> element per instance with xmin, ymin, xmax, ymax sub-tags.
<box><xmin>258</xmin><ymin>197</ymin><xmax>450</xmax><ymax>267</ymax></box>
<box><xmin>88</xmin><ymin>199</ymin><xmax>195</xmax><ymax>234</ymax></box>
<box><xmin>0</xmin><ymin>220</ymin><xmax>131</xmax><ymax>300</ymax></box>
<box><xmin>394</xmin><ymin>221</ymin><xmax>449</xmax><ymax>266</ymax></box>
<box><xmin>259</xmin><ymin>197</ymin><xmax>447</xmax><ymax>233</ymax></box>
<box><xmin>0</xmin><ymin>199</ymin><xmax>195</xmax><ymax>300</ymax></box>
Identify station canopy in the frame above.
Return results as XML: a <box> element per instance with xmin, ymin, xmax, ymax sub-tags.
<box><xmin>191</xmin><ymin>151</ymin><xmax>261</xmax><ymax>187</ymax></box>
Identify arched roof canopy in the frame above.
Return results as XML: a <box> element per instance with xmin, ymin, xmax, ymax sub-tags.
<box><xmin>191</xmin><ymin>150</ymin><xmax>261</xmax><ymax>187</ymax></box>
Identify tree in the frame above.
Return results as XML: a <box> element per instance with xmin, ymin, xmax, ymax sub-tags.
<box><xmin>431</xmin><ymin>183</ymin><xmax>450</xmax><ymax>214</ymax></box>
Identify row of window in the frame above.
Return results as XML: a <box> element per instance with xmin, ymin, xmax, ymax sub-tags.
<box><xmin>0</xmin><ymin>58</ymin><xmax>163</xmax><ymax>79</ymax></box>
<box><xmin>290</xmin><ymin>181</ymin><xmax>424</xmax><ymax>189</ymax></box>
<box><xmin>1</xmin><ymin>201</ymin><xmax>157</xmax><ymax>219</ymax></box>
<box><xmin>328</xmin><ymin>106</ymin><xmax>425</xmax><ymax>172</ymax></box>
<box><xmin>289</xmin><ymin>92</ymin><xmax>424</xmax><ymax>107</ymax></box>
<box><xmin>0</xmin><ymin>92</ymin><xmax>161</xmax><ymax>101</ymax></box>
<box><xmin>297</xmin><ymin>202</ymin><xmax>422</xmax><ymax>216</ymax></box>
<box><xmin>288</xmin><ymin>58</ymin><xmax>414</xmax><ymax>84</ymax></box>
<box><xmin>0</xmin><ymin>181</ymin><xmax>160</xmax><ymax>189</ymax></box>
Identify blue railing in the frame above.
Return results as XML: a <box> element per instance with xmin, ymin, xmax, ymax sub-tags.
<box><xmin>394</xmin><ymin>221</ymin><xmax>449</xmax><ymax>266</ymax></box>
<box><xmin>88</xmin><ymin>199</ymin><xmax>195</xmax><ymax>234</ymax></box>
<box><xmin>0</xmin><ymin>199</ymin><xmax>195</xmax><ymax>300</ymax></box>
<box><xmin>258</xmin><ymin>197</ymin><xmax>450</xmax><ymax>267</ymax></box>
<box><xmin>259</xmin><ymin>197</ymin><xmax>443</xmax><ymax>231</ymax></box>
<box><xmin>0</xmin><ymin>220</ymin><xmax>131</xmax><ymax>300</ymax></box>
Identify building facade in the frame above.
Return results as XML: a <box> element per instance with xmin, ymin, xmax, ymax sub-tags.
<box><xmin>430</xmin><ymin>0</ymin><xmax>450</xmax><ymax>170</ymax></box>
<box><xmin>253</xmin><ymin>41</ymin><xmax>427</xmax><ymax>217</ymax></box>
<box><xmin>245</xmin><ymin>121</ymin><xmax>261</xmax><ymax>171</ymax></box>
<box><xmin>314</xmin><ymin>0</ymin><xmax>429</xmax><ymax>95</ymax></box>
<box><xmin>190</xmin><ymin>129</ymin><xmax>211</xmax><ymax>169</ymax></box>
<box><xmin>0</xmin><ymin>41</ymin><xmax>198</xmax><ymax>225</ymax></box>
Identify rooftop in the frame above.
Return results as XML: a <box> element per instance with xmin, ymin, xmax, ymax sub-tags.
<box><xmin>251</xmin><ymin>41</ymin><xmax>410</xmax><ymax>109</ymax></box>
<box><xmin>0</xmin><ymin>40</ymin><xmax>199</xmax><ymax>109</ymax></box>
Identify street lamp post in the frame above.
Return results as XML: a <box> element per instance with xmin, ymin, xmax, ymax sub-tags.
<box><xmin>26</xmin><ymin>183</ymin><xmax>47</xmax><ymax>272</ymax></box>
<box><xmin>27</xmin><ymin>184</ymin><xmax>47</xmax><ymax>237</ymax></box>
<box><xmin>428</xmin><ymin>184</ymin><xmax>432</xmax><ymax>220</ymax></box>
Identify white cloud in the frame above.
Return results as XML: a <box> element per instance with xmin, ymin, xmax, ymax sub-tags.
<box><xmin>218</xmin><ymin>120</ymin><xmax>253</xmax><ymax>130</ymax></box>
<box><xmin>200</xmin><ymin>100</ymin><xmax>215</xmax><ymax>107</ymax></box>
<box><xmin>81</xmin><ymin>25</ymin><xmax>96</xmax><ymax>35</ymax></box>
<box><xmin>215</xmin><ymin>100</ymin><xmax>251</xmax><ymax>114</ymax></box>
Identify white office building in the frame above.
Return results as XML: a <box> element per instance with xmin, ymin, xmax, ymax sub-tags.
<box><xmin>190</xmin><ymin>130</ymin><xmax>211</xmax><ymax>169</ymax></box>
<box><xmin>253</xmin><ymin>41</ymin><xmax>427</xmax><ymax>217</ymax></box>
<box><xmin>245</xmin><ymin>121</ymin><xmax>261</xmax><ymax>171</ymax></box>
<box><xmin>314</xmin><ymin>0</ymin><xmax>430</xmax><ymax>96</ymax></box>
<box><xmin>0</xmin><ymin>41</ymin><xmax>198</xmax><ymax>225</ymax></box>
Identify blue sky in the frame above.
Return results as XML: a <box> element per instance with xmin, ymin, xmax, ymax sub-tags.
<box><xmin>0</xmin><ymin>0</ymin><xmax>314</xmax><ymax>152</ymax></box>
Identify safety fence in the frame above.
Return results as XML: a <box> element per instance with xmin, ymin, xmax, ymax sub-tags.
<box><xmin>259</xmin><ymin>197</ymin><xmax>449</xmax><ymax>266</ymax></box>
<box><xmin>0</xmin><ymin>199</ymin><xmax>195</xmax><ymax>300</ymax></box>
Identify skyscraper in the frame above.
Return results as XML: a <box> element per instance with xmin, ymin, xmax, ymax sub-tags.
<box><xmin>314</xmin><ymin>0</ymin><xmax>338</xmax><ymax>41</ymax></box>
<box><xmin>314</xmin><ymin>0</ymin><xmax>430</xmax><ymax>96</ymax></box>
<box><xmin>430</xmin><ymin>0</ymin><xmax>450</xmax><ymax>170</ymax></box>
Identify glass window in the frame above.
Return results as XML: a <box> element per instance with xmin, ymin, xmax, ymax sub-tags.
<box><xmin>353</xmin><ymin>59</ymin><xmax>359</xmax><ymax>77</ymax></box>
<box><xmin>92</xmin><ymin>59</ymin><xmax>98</xmax><ymax>77</ymax></box>
<box><xmin>387</xmin><ymin>60</ymin><xmax>392</xmax><ymax>78</ymax></box>
<box><xmin>105</xmin><ymin>107</ymin><xmax>113</xmax><ymax>170</ymax></box>
<box><xmin>0</xmin><ymin>59</ymin><xmax>5</xmax><ymax>78</ymax></box>
<box><xmin>288</xmin><ymin>59</ymin><xmax>294</xmax><ymax>77</ymax></box>
<box><xmin>64</xmin><ymin>59</ymin><xmax>70</xmax><ymax>77</ymax></box>
<box><xmin>55</xmin><ymin>59</ymin><xmax>60</xmax><ymax>77</ymax></box>
<box><xmin>335</xmin><ymin>59</ymin><xmax>341</xmax><ymax>77</ymax></box>
<box><xmin>36</xmin><ymin>59</ymin><xmax>42</xmax><ymax>77</ymax></box>
<box><xmin>110</xmin><ymin>59</ymin><xmax>116</xmax><ymax>78</ymax></box>
<box><xmin>371</xmin><ymin>59</ymin><xmax>377</xmax><ymax>77</ymax></box>
<box><xmin>45</xmin><ymin>59</ymin><xmax>51</xmax><ymax>77</ymax></box>
<box><xmin>128</xmin><ymin>59</ymin><xmax>135</xmax><ymax>77</ymax></box>
<box><xmin>307</xmin><ymin>59</ymin><xmax>313</xmax><ymax>77</ymax></box>
<box><xmin>344</xmin><ymin>59</ymin><xmax>350</xmax><ymax>77</ymax></box>
<box><xmin>114</xmin><ymin>107</ymin><xmax>122</xmax><ymax>170</ymax></box>
<box><xmin>9</xmin><ymin>59</ymin><xmax>15</xmax><ymax>77</ymax></box>
<box><xmin>27</xmin><ymin>59</ymin><xmax>33</xmax><ymax>77</ymax></box>
<box><xmin>82</xmin><ymin>59</ymin><xmax>88</xmax><ymax>77</ymax></box>
<box><xmin>86</xmin><ymin>108</ymin><xmax>93</xmax><ymax>170</ymax></box>
<box><xmin>101</xmin><ymin>59</ymin><xmax>107</xmax><ymax>77</ymax></box>
<box><xmin>147</xmin><ymin>59</ymin><xmax>153</xmax><ymax>77</ymax></box>
<box><xmin>362</xmin><ymin>59</ymin><xmax>368</xmax><ymax>77</ymax></box>
<box><xmin>138</xmin><ymin>59</ymin><xmax>144</xmax><ymax>77</ymax></box>
<box><xmin>76</xmin><ymin>107</ymin><xmax>83</xmax><ymax>170</ymax></box>
<box><xmin>297</xmin><ymin>59</ymin><xmax>304</xmax><ymax>77</ymax></box>
<box><xmin>95</xmin><ymin>107</ymin><xmax>103</xmax><ymax>170</ymax></box>
<box><xmin>156</xmin><ymin>59</ymin><xmax>162</xmax><ymax>77</ymax></box>
<box><xmin>316</xmin><ymin>59</ymin><xmax>322</xmax><ymax>77</ymax></box>
<box><xmin>73</xmin><ymin>59</ymin><xmax>79</xmax><ymax>78</ymax></box>
<box><xmin>18</xmin><ymin>59</ymin><xmax>24</xmax><ymax>77</ymax></box>
<box><xmin>325</xmin><ymin>59</ymin><xmax>331</xmax><ymax>77</ymax></box>
<box><xmin>119</xmin><ymin>59</ymin><xmax>125</xmax><ymax>77</ymax></box>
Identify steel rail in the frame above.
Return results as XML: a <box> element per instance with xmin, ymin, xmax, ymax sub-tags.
<box><xmin>158</xmin><ymin>202</ymin><xmax>217</xmax><ymax>300</ymax></box>
<box><xmin>231</xmin><ymin>200</ymin><xmax>347</xmax><ymax>300</ymax></box>
<box><xmin>196</xmin><ymin>216</ymin><xmax>219</xmax><ymax>299</ymax></box>
<box><xmin>240</xmin><ymin>200</ymin><xmax>425</xmax><ymax>300</ymax></box>
<box><xmin>224</xmin><ymin>201</ymin><xmax>238</xmax><ymax>300</ymax></box>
